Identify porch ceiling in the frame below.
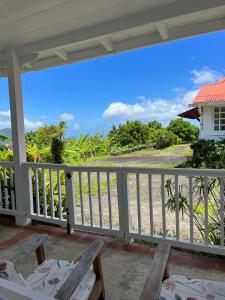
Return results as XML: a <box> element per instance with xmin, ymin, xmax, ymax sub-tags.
<box><xmin>0</xmin><ymin>0</ymin><xmax>225</xmax><ymax>76</ymax></box>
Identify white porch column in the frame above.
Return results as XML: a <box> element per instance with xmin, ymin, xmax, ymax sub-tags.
<box><xmin>6</xmin><ymin>48</ymin><xmax>30</xmax><ymax>226</ymax></box>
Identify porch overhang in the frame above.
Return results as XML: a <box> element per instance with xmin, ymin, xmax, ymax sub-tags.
<box><xmin>0</xmin><ymin>0</ymin><xmax>225</xmax><ymax>76</ymax></box>
<box><xmin>178</xmin><ymin>107</ymin><xmax>200</xmax><ymax>121</ymax></box>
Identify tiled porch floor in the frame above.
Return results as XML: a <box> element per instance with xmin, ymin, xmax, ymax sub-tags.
<box><xmin>0</xmin><ymin>218</ymin><xmax>225</xmax><ymax>299</ymax></box>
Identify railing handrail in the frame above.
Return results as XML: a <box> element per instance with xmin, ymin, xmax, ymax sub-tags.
<box><xmin>0</xmin><ymin>161</ymin><xmax>15</xmax><ymax>167</ymax></box>
<box><xmin>22</xmin><ymin>162</ymin><xmax>225</xmax><ymax>177</ymax></box>
<box><xmin>0</xmin><ymin>161</ymin><xmax>221</xmax><ymax>256</ymax></box>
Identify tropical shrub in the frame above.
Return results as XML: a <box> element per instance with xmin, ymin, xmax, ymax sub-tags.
<box><xmin>64</xmin><ymin>134</ymin><xmax>110</xmax><ymax>163</ymax></box>
<box><xmin>154</xmin><ymin>129</ymin><xmax>181</xmax><ymax>149</ymax></box>
<box><xmin>0</xmin><ymin>149</ymin><xmax>13</xmax><ymax>161</ymax></box>
<box><xmin>109</xmin><ymin>120</ymin><xmax>150</xmax><ymax>147</ymax></box>
<box><xmin>165</xmin><ymin>176</ymin><xmax>224</xmax><ymax>245</ymax></box>
<box><xmin>167</xmin><ymin>118</ymin><xmax>199</xmax><ymax>142</ymax></box>
<box><xmin>188</xmin><ymin>139</ymin><xmax>225</xmax><ymax>169</ymax></box>
<box><xmin>26</xmin><ymin>121</ymin><xmax>66</xmax><ymax>148</ymax></box>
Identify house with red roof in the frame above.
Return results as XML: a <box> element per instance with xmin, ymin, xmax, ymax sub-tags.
<box><xmin>178</xmin><ymin>78</ymin><xmax>225</xmax><ymax>140</ymax></box>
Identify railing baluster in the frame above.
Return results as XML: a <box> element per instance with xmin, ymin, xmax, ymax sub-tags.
<box><xmin>65</xmin><ymin>169</ymin><xmax>76</xmax><ymax>233</ymax></box>
<box><xmin>136</xmin><ymin>173</ymin><xmax>142</xmax><ymax>234</ymax></box>
<box><xmin>79</xmin><ymin>172</ymin><xmax>85</xmax><ymax>225</ymax></box>
<box><xmin>3</xmin><ymin>167</ymin><xmax>8</xmax><ymax>209</ymax></box>
<box><xmin>49</xmin><ymin>169</ymin><xmax>54</xmax><ymax>218</ymax></box>
<box><xmin>87</xmin><ymin>172</ymin><xmax>93</xmax><ymax>226</ymax></box>
<box><xmin>204</xmin><ymin>176</ymin><xmax>208</xmax><ymax>244</ymax></box>
<box><xmin>9</xmin><ymin>168</ymin><xmax>15</xmax><ymax>211</ymax></box>
<box><xmin>107</xmin><ymin>172</ymin><xmax>112</xmax><ymax>229</ymax></box>
<box><xmin>97</xmin><ymin>171</ymin><xmax>103</xmax><ymax>228</ymax></box>
<box><xmin>189</xmin><ymin>176</ymin><xmax>193</xmax><ymax>243</ymax></box>
<box><xmin>57</xmin><ymin>169</ymin><xmax>62</xmax><ymax>220</ymax></box>
<box><xmin>148</xmin><ymin>173</ymin><xmax>154</xmax><ymax>236</ymax></box>
<box><xmin>175</xmin><ymin>175</ymin><xmax>179</xmax><ymax>240</ymax></box>
<box><xmin>35</xmin><ymin>169</ymin><xmax>40</xmax><ymax>216</ymax></box>
<box><xmin>161</xmin><ymin>174</ymin><xmax>166</xmax><ymax>238</ymax></box>
<box><xmin>220</xmin><ymin>177</ymin><xmax>224</xmax><ymax>246</ymax></box>
<box><xmin>42</xmin><ymin>168</ymin><xmax>47</xmax><ymax>217</ymax></box>
<box><xmin>117</xmin><ymin>171</ymin><xmax>130</xmax><ymax>243</ymax></box>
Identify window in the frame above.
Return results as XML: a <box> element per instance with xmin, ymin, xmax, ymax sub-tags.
<box><xmin>214</xmin><ymin>107</ymin><xmax>225</xmax><ymax>131</ymax></box>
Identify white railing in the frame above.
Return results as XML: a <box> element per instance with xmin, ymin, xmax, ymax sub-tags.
<box><xmin>0</xmin><ymin>162</ymin><xmax>16</xmax><ymax>215</ymax></box>
<box><xmin>21</xmin><ymin>163</ymin><xmax>225</xmax><ymax>255</ymax></box>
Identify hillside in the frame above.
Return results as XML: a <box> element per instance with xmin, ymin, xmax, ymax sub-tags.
<box><xmin>0</xmin><ymin>128</ymin><xmax>11</xmax><ymax>138</ymax></box>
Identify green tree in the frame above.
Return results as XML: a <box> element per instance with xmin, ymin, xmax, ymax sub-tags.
<box><xmin>148</xmin><ymin>121</ymin><xmax>162</xmax><ymax>130</ymax></box>
<box><xmin>51</xmin><ymin>137</ymin><xmax>65</xmax><ymax>164</ymax></box>
<box><xmin>26</xmin><ymin>122</ymin><xmax>66</xmax><ymax>148</ymax></box>
<box><xmin>167</xmin><ymin>118</ymin><xmax>199</xmax><ymax>142</ymax></box>
<box><xmin>109</xmin><ymin>121</ymin><xmax>150</xmax><ymax>147</ymax></box>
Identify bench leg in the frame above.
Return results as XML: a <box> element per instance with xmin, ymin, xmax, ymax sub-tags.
<box><xmin>35</xmin><ymin>244</ymin><xmax>46</xmax><ymax>265</ymax></box>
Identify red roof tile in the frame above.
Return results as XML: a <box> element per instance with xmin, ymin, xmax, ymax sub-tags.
<box><xmin>193</xmin><ymin>78</ymin><xmax>225</xmax><ymax>104</ymax></box>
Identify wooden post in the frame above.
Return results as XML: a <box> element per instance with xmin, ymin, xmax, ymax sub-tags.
<box><xmin>6</xmin><ymin>48</ymin><xmax>30</xmax><ymax>226</ymax></box>
<box><xmin>117</xmin><ymin>171</ymin><xmax>131</xmax><ymax>244</ymax></box>
<box><xmin>65</xmin><ymin>169</ymin><xmax>75</xmax><ymax>234</ymax></box>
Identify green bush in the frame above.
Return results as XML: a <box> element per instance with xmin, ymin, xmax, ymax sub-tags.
<box><xmin>153</xmin><ymin>129</ymin><xmax>181</xmax><ymax>149</ymax></box>
<box><xmin>64</xmin><ymin>134</ymin><xmax>110</xmax><ymax>163</ymax></box>
<box><xmin>189</xmin><ymin>139</ymin><xmax>225</xmax><ymax>169</ymax></box>
<box><xmin>109</xmin><ymin>120</ymin><xmax>150</xmax><ymax>147</ymax></box>
<box><xmin>167</xmin><ymin>118</ymin><xmax>199</xmax><ymax>142</ymax></box>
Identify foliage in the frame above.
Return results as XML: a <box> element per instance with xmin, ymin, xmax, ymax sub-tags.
<box><xmin>148</xmin><ymin>128</ymin><xmax>181</xmax><ymax>149</ymax></box>
<box><xmin>25</xmin><ymin>122</ymin><xmax>66</xmax><ymax>163</ymax></box>
<box><xmin>0</xmin><ymin>149</ymin><xmax>13</xmax><ymax>161</ymax></box>
<box><xmin>167</xmin><ymin>118</ymin><xmax>199</xmax><ymax>142</ymax></box>
<box><xmin>26</xmin><ymin>144</ymin><xmax>41</xmax><ymax>162</ymax></box>
<box><xmin>165</xmin><ymin>176</ymin><xmax>223</xmax><ymax>245</ymax></box>
<box><xmin>26</xmin><ymin>122</ymin><xmax>66</xmax><ymax>148</ymax></box>
<box><xmin>64</xmin><ymin>134</ymin><xmax>110</xmax><ymax>163</ymax></box>
<box><xmin>0</xmin><ymin>118</ymin><xmax>197</xmax><ymax>165</ymax></box>
<box><xmin>109</xmin><ymin>120</ymin><xmax>150</xmax><ymax>147</ymax></box>
<box><xmin>148</xmin><ymin>121</ymin><xmax>162</xmax><ymax>130</ymax></box>
<box><xmin>51</xmin><ymin>138</ymin><xmax>65</xmax><ymax>164</ymax></box>
<box><xmin>0</xmin><ymin>133</ymin><xmax>10</xmax><ymax>150</ymax></box>
<box><xmin>183</xmin><ymin>139</ymin><xmax>225</xmax><ymax>169</ymax></box>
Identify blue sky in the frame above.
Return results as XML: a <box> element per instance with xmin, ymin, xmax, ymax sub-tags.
<box><xmin>0</xmin><ymin>30</ymin><xmax>225</xmax><ymax>136</ymax></box>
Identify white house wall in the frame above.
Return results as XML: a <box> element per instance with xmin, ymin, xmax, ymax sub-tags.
<box><xmin>201</xmin><ymin>105</ymin><xmax>225</xmax><ymax>140</ymax></box>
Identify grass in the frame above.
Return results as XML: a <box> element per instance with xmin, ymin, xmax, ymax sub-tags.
<box><xmin>118</xmin><ymin>143</ymin><xmax>191</xmax><ymax>158</ymax></box>
<box><xmin>76</xmin><ymin>144</ymin><xmax>191</xmax><ymax>169</ymax></box>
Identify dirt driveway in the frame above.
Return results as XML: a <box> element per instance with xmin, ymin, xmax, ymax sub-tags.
<box><xmin>76</xmin><ymin>145</ymin><xmax>195</xmax><ymax>242</ymax></box>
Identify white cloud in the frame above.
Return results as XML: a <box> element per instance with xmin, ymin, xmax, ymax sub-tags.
<box><xmin>102</xmin><ymin>89</ymin><xmax>199</xmax><ymax>123</ymax></box>
<box><xmin>58</xmin><ymin>113</ymin><xmax>74</xmax><ymax>121</ymax></box>
<box><xmin>191</xmin><ymin>68</ymin><xmax>223</xmax><ymax>85</ymax></box>
<box><xmin>0</xmin><ymin>110</ymin><xmax>11</xmax><ymax>128</ymax></box>
<box><xmin>0</xmin><ymin>110</ymin><xmax>43</xmax><ymax>130</ymax></box>
<box><xmin>103</xmin><ymin>102</ymin><xmax>144</xmax><ymax>119</ymax></box>
<box><xmin>24</xmin><ymin>119</ymin><xmax>43</xmax><ymax>129</ymax></box>
<box><xmin>73</xmin><ymin>123</ymin><xmax>80</xmax><ymax>130</ymax></box>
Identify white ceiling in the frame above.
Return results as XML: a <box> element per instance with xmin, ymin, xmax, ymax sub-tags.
<box><xmin>0</xmin><ymin>0</ymin><xmax>225</xmax><ymax>75</ymax></box>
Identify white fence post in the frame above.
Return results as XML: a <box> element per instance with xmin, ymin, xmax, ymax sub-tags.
<box><xmin>117</xmin><ymin>170</ymin><xmax>131</xmax><ymax>244</ymax></box>
<box><xmin>65</xmin><ymin>168</ymin><xmax>75</xmax><ymax>234</ymax></box>
<box><xmin>23</xmin><ymin>165</ymin><xmax>33</xmax><ymax>218</ymax></box>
